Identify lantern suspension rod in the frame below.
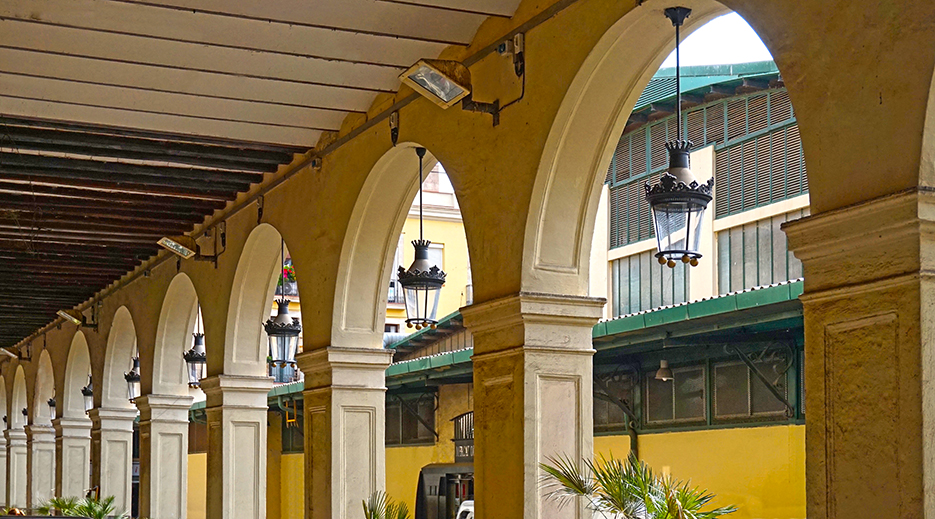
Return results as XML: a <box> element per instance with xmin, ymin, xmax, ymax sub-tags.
<box><xmin>665</xmin><ymin>7</ymin><xmax>691</xmax><ymax>143</ymax></box>
<box><xmin>280</xmin><ymin>238</ymin><xmax>286</xmax><ymax>293</ymax></box>
<box><xmin>416</xmin><ymin>147</ymin><xmax>426</xmax><ymax>241</ymax></box>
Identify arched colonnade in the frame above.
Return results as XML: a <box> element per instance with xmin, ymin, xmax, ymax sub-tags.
<box><xmin>0</xmin><ymin>0</ymin><xmax>933</xmax><ymax>518</ymax></box>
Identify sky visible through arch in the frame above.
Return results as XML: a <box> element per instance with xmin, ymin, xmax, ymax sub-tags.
<box><xmin>660</xmin><ymin>12</ymin><xmax>773</xmax><ymax>68</ymax></box>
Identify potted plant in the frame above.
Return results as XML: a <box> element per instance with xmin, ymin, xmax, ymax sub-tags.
<box><xmin>540</xmin><ymin>453</ymin><xmax>737</xmax><ymax>519</ymax></box>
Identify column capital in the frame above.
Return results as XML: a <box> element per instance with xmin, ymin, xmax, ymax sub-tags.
<box><xmin>783</xmin><ymin>188</ymin><xmax>935</xmax><ymax>294</ymax></box>
<box><xmin>5</xmin><ymin>428</ymin><xmax>26</xmax><ymax>443</ymax></box>
<box><xmin>24</xmin><ymin>424</ymin><xmax>55</xmax><ymax>441</ymax></box>
<box><xmin>52</xmin><ymin>417</ymin><xmax>91</xmax><ymax>439</ymax></box>
<box><xmin>297</xmin><ymin>346</ymin><xmax>392</xmax><ymax>391</ymax></box>
<box><xmin>461</xmin><ymin>291</ymin><xmax>604</xmax><ymax>356</ymax></box>
<box><xmin>201</xmin><ymin>374</ymin><xmax>273</xmax><ymax>410</ymax></box>
<box><xmin>88</xmin><ymin>407</ymin><xmax>138</xmax><ymax>432</ymax></box>
<box><xmin>135</xmin><ymin>394</ymin><xmax>193</xmax><ymax>425</ymax></box>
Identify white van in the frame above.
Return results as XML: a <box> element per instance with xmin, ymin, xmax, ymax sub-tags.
<box><xmin>455</xmin><ymin>500</ymin><xmax>474</xmax><ymax>519</ymax></box>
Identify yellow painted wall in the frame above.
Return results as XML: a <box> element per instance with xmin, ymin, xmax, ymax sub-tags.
<box><xmin>595</xmin><ymin>425</ymin><xmax>805</xmax><ymax>519</ymax></box>
<box><xmin>187</xmin><ymin>453</ymin><xmax>207</xmax><ymax>519</ymax></box>
<box><xmin>280</xmin><ymin>454</ymin><xmax>305</xmax><ymax>519</ymax></box>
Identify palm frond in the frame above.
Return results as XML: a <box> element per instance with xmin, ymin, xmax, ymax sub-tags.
<box><xmin>362</xmin><ymin>491</ymin><xmax>411</xmax><ymax>519</ymax></box>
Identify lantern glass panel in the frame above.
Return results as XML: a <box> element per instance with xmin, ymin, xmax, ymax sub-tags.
<box><xmin>187</xmin><ymin>361</ymin><xmax>206</xmax><ymax>387</ymax></box>
<box><xmin>83</xmin><ymin>392</ymin><xmax>93</xmax><ymax>412</ymax></box>
<box><xmin>651</xmin><ymin>198</ymin><xmax>707</xmax><ymax>259</ymax></box>
<box><xmin>127</xmin><ymin>379</ymin><xmax>140</xmax><ymax>401</ymax></box>
<box><xmin>403</xmin><ymin>284</ymin><xmax>442</xmax><ymax>326</ymax></box>
<box><xmin>268</xmin><ymin>334</ymin><xmax>299</xmax><ymax>367</ymax></box>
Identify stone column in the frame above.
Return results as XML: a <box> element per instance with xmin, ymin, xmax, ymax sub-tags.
<box><xmin>53</xmin><ymin>417</ymin><xmax>91</xmax><ymax>499</ymax></box>
<box><xmin>89</xmin><ymin>408</ymin><xmax>137</xmax><ymax>516</ymax></box>
<box><xmin>783</xmin><ymin>189</ymin><xmax>931</xmax><ymax>519</ymax></box>
<box><xmin>0</xmin><ymin>432</ymin><xmax>7</xmax><ymax>508</ymax></box>
<box><xmin>200</xmin><ymin>375</ymin><xmax>273</xmax><ymax>519</ymax></box>
<box><xmin>6</xmin><ymin>428</ymin><xmax>26</xmax><ymax>508</ymax></box>
<box><xmin>136</xmin><ymin>394</ymin><xmax>193</xmax><ymax>519</ymax></box>
<box><xmin>25</xmin><ymin>424</ymin><xmax>56</xmax><ymax>508</ymax></box>
<box><xmin>461</xmin><ymin>293</ymin><xmax>603</xmax><ymax>519</ymax></box>
<box><xmin>297</xmin><ymin>347</ymin><xmax>393</xmax><ymax>519</ymax></box>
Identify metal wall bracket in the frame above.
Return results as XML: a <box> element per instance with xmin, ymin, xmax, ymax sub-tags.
<box><xmin>726</xmin><ymin>344</ymin><xmax>795</xmax><ymax>417</ymax></box>
<box><xmin>393</xmin><ymin>393</ymin><xmax>439</xmax><ymax>439</ymax></box>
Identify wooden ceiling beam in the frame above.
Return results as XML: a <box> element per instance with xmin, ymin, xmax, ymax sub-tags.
<box><xmin>0</xmin><ymin>204</ymin><xmax>208</xmax><ymax>226</ymax></box>
<box><xmin>0</xmin><ymin>181</ymin><xmax>227</xmax><ymax>209</ymax></box>
<box><xmin>0</xmin><ymin>169</ymin><xmax>247</xmax><ymax>195</ymax></box>
<box><xmin>0</xmin><ymin>152</ymin><xmax>264</xmax><ymax>185</ymax></box>
<box><xmin>0</xmin><ymin>173</ymin><xmax>236</xmax><ymax>201</ymax></box>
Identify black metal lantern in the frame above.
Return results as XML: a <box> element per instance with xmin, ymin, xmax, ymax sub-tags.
<box><xmin>264</xmin><ymin>240</ymin><xmax>301</xmax><ymax>370</ymax></box>
<box><xmin>645</xmin><ymin>7</ymin><xmax>713</xmax><ymax>269</ymax></box>
<box><xmin>397</xmin><ymin>147</ymin><xmax>447</xmax><ymax>330</ymax></box>
<box><xmin>124</xmin><ymin>356</ymin><xmax>141</xmax><ymax>402</ymax></box>
<box><xmin>48</xmin><ymin>397</ymin><xmax>56</xmax><ymax>420</ymax></box>
<box><xmin>21</xmin><ymin>408</ymin><xmax>27</xmax><ymax>419</ymax></box>
<box><xmin>81</xmin><ymin>374</ymin><xmax>94</xmax><ymax>412</ymax></box>
<box><xmin>184</xmin><ymin>309</ymin><xmax>207</xmax><ymax>388</ymax></box>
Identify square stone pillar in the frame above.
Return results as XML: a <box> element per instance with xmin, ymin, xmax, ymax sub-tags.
<box><xmin>297</xmin><ymin>347</ymin><xmax>393</xmax><ymax>519</ymax></box>
<box><xmin>25</xmin><ymin>424</ymin><xmax>56</xmax><ymax>508</ymax></box>
<box><xmin>136</xmin><ymin>394</ymin><xmax>193</xmax><ymax>519</ymax></box>
<box><xmin>200</xmin><ymin>375</ymin><xmax>274</xmax><ymax>519</ymax></box>
<box><xmin>6</xmin><ymin>428</ymin><xmax>27</xmax><ymax>508</ymax></box>
<box><xmin>89</xmin><ymin>408</ymin><xmax>137</xmax><ymax>515</ymax></box>
<box><xmin>0</xmin><ymin>433</ymin><xmax>7</xmax><ymax>508</ymax></box>
<box><xmin>461</xmin><ymin>293</ymin><xmax>604</xmax><ymax>519</ymax></box>
<box><xmin>783</xmin><ymin>189</ymin><xmax>934</xmax><ymax>519</ymax></box>
<box><xmin>53</xmin><ymin>417</ymin><xmax>91</xmax><ymax>499</ymax></box>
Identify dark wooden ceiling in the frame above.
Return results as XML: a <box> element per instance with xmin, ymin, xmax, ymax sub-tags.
<box><xmin>0</xmin><ymin>116</ymin><xmax>304</xmax><ymax>347</ymax></box>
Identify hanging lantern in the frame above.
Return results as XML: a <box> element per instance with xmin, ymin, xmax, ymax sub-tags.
<box><xmin>81</xmin><ymin>374</ymin><xmax>94</xmax><ymax>412</ymax></box>
<box><xmin>655</xmin><ymin>360</ymin><xmax>674</xmax><ymax>382</ymax></box>
<box><xmin>645</xmin><ymin>7</ymin><xmax>713</xmax><ymax>269</ymax></box>
<box><xmin>48</xmin><ymin>397</ymin><xmax>56</xmax><ymax>420</ymax></box>
<box><xmin>124</xmin><ymin>357</ymin><xmax>141</xmax><ymax>402</ymax></box>
<box><xmin>397</xmin><ymin>147</ymin><xmax>446</xmax><ymax>330</ymax></box>
<box><xmin>184</xmin><ymin>333</ymin><xmax>207</xmax><ymax>388</ymax></box>
<box><xmin>264</xmin><ymin>240</ymin><xmax>301</xmax><ymax>370</ymax></box>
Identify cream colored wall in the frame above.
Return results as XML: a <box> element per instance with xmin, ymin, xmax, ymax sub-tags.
<box><xmin>595</xmin><ymin>425</ymin><xmax>806</xmax><ymax>519</ymax></box>
<box><xmin>187</xmin><ymin>453</ymin><xmax>207</xmax><ymax>519</ymax></box>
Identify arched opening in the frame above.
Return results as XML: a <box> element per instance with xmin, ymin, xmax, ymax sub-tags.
<box><xmin>34</xmin><ymin>351</ymin><xmax>54</xmax><ymax>426</ymax></box>
<box><xmin>11</xmin><ymin>367</ymin><xmax>26</xmax><ymax>431</ymax></box>
<box><xmin>103</xmin><ymin>306</ymin><xmax>138</xmax><ymax>410</ymax></box>
<box><xmin>62</xmin><ymin>332</ymin><xmax>92</xmax><ymax>420</ymax></box>
<box><xmin>152</xmin><ymin>273</ymin><xmax>202</xmax><ymax>398</ymax></box>
<box><xmin>525</xmin><ymin>2</ymin><xmax>808</xmax><ymax>518</ymax></box>
<box><xmin>224</xmin><ymin>223</ymin><xmax>302</xmax><ymax>379</ymax></box>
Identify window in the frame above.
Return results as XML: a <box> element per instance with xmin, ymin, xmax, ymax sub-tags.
<box><xmin>644</xmin><ymin>365</ymin><xmax>706</xmax><ymax>425</ymax></box>
<box><xmin>594</xmin><ymin>373</ymin><xmax>635</xmax><ymax>432</ymax></box>
<box><xmin>428</xmin><ymin>243</ymin><xmax>444</xmax><ymax>270</ymax></box>
<box><xmin>386</xmin><ymin>392</ymin><xmax>436</xmax><ymax>445</ymax></box>
<box><xmin>713</xmin><ymin>359</ymin><xmax>787</xmax><ymax>420</ymax></box>
<box><xmin>385</xmin><ymin>323</ymin><xmax>400</xmax><ymax>333</ymax></box>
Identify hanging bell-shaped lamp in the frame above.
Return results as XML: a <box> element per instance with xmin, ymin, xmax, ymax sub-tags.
<box><xmin>264</xmin><ymin>240</ymin><xmax>301</xmax><ymax>369</ymax></box>
<box><xmin>655</xmin><ymin>360</ymin><xmax>674</xmax><ymax>382</ymax></box>
<box><xmin>81</xmin><ymin>374</ymin><xmax>94</xmax><ymax>412</ymax></box>
<box><xmin>645</xmin><ymin>7</ymin><xmax>713</xmax><ymax>269</ymax></box>
<box><xmin>397</xmin><ymin>147</ymin><xmax>447</xmax><ymax>330</ymax></box>
<box><xmin>184</xmin><ymin>308</ymin><xmax>207</xmax><ymax>387</ymax></box>
<box><xmin>124</xmin><ymin>356</ymin><xmax>141</xmax><ymax>402</ymax></box>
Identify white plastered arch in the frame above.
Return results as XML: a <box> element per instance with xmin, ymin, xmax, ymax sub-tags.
<box><xmin>102</xmin><ymin>306</ymin><xmax>138</xmax><ymax>409</ymax></box>
<box><xmin>224</xmin><ymin>223</ymin><xmax>287</xmax><ymax>376</ymax></box>
<box><xmin>331</xmin><ymin>143</ymin><xmax>437</xmax><ymax>348</ymax></box>
<box><xmin>62</xmin><ymin>332</ymin><xmax>92</xmax><ymax>419</ymax></box>
<box><xmin>522</xmin><ymin>0</ymin><xmax>727</xmax><ymax>295</ymax></box>
<box><xmin>33</xmin><ymin>350</ymin><xmax>54</xmax><ymax>425</ymax></box>
<box><xmin>152</xmin><ymin>273</ymin><xmax>199</xmax><ymax>396</ymax></box>
<box><xmin>11</xmin><ymin>366</ymin><xmax>26</xmax><ymax>429</ymax></box>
